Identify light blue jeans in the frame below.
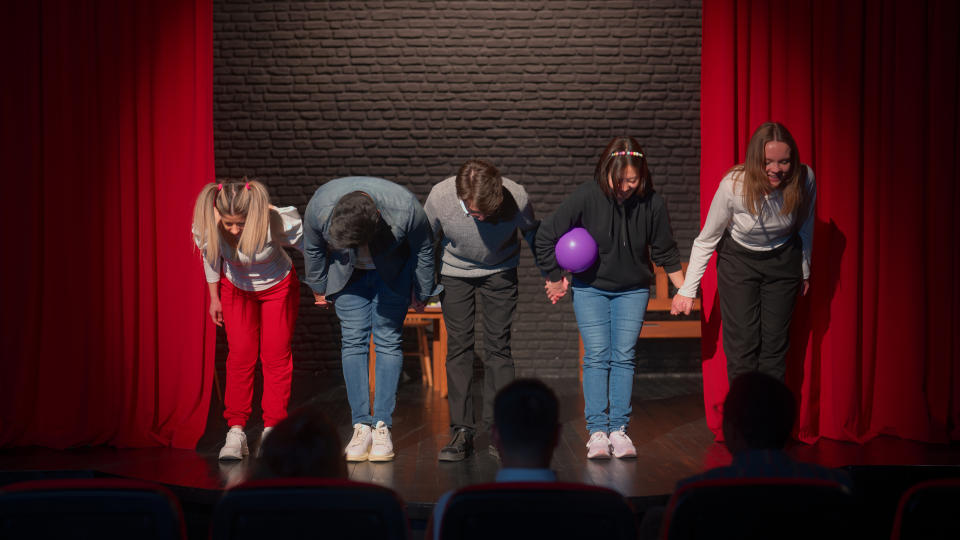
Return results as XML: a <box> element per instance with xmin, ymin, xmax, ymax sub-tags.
<box><xmin>572</xmin><ymin>282</ymin><xmax>649</xmax><ymax>435</ymax></box>
<box><xmin>332</xmin><ymin>270</ymin><xmax>410</xmax><ymax>427</ymax></box>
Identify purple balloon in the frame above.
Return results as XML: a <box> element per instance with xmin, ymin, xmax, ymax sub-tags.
<box><xmin>555</xmin><ymin>227</ymin><xmax>598</xmax><ymax>273</ymax></box>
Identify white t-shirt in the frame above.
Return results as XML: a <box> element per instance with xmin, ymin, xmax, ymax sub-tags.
<box><xmin>195</xmin><ymin>205</ymin><xmax>304</xmax><ymax>291</ymax></box>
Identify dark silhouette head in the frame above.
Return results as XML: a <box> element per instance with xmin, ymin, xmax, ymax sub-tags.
<box><xmin>491</xmin><ymin>378</ymin><xmax>560</xmax><ymax>468</ymax></box>
<box><xmin>255</xmin><ymin>406</ymin><xmax>347</xmax><ymax>479</ymax></box>
<box><xmin>722</xmin><ymin>371</ymin><xmax>796</xmax><ymax>453</ymax></box>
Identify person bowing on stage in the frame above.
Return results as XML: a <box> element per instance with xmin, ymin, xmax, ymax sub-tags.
<box><xmin>424</xmin><ymin>159</ymin><xmax>540</xmax><ymax>462</ymax></box>
<box><xmin>672</xmin><ymin>122</ymin><xmax>816</xmax><ymax>383</ymax></box>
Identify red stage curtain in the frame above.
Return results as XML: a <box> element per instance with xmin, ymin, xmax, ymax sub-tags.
<box><xmin>701</xmin><ymin>0</ymin><xmax>960</xmax><ymax>443</ymax></box>
<box><xmin>0</xmin><ymin>0</ymin><xmax>214</xmax><ymax>449</ymax></box>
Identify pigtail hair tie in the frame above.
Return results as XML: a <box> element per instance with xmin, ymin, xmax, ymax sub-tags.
<box><xmin>217</xmin><ymin>183</ymin><xmax>223</xmax><ymax>191</ymax></box>
<box><xmin>245</xmin><ymin>182</ymin><xmax>250</xmax><ymax>190</ymax></box>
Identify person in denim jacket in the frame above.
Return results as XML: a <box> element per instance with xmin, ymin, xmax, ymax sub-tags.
<box><xmin>303</xmin><ymin>176</ymin><xmax>440</xmax><ymax>462</ymax></box>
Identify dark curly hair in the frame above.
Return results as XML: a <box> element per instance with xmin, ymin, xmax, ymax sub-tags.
<box><xmin>328</xmin><ymin>191</ymin><xmax>380</xmax><ymax>249</ymax></box>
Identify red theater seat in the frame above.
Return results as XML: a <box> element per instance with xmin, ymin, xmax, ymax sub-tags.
<box><xmin>211</xmin><ymin>477</ymin><xmax>410</xmax><ymax>540</ymax></box>
<box><xmin>890</xmin><ymin>478</ymin><xmax>960</xmax><ymax>540</ymax></box>
<box><xmin>0</xmin><ymin>477</ymin><xmax>186</xmax><ymax>540</ymax></box>
<box><xmin>661</xmin><ymin>477</ymin><xmax>854</xmax><ymax>540</ymax></box>
<box><xmin>433</xmin><ymin>481</ymin><xmax>638</xmax><ymax>540</ymax></box>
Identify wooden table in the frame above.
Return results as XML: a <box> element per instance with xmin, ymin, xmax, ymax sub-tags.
<box><xmin>404</xmin><ymin>307</ymin><xmax>448</xmax><ymax>397</ymax></box>
<box><xmin>369</xmin><ymin>306</ymin><xmax>449</xmax><ymax>397</ymax></box>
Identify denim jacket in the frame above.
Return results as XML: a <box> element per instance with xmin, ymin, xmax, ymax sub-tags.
<box><xmin>303</xmin><ymin>176</ymin><xmax>441</xmax><ymax>301</ymax></box>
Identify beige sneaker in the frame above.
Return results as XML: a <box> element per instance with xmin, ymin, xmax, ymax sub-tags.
<box><xmin>586</xmin><ymin>431</ymin><xmax>611</xmax><ymax>460</ymax></box>
<box><xmin>218</xmin><ymin>426</ymin><xmax>249</xmax><ymax>461</ymax></box>
<box><xmin>368</xmin><ymin>421</ymin><xmax>395</xmax><ymax>462</ymax></box>
<box><xmin>609</xmin><ymin>426</ymin><xmax>637</xmax><ymax>458</ymax></box>
<box><xmin>345</xmin><ymin>423</ymin><xmax>372</xmax><ymax>462</ymax></box>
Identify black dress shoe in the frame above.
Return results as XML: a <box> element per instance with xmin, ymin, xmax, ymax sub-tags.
<box><xmin>438</xmin><ymin>427</ymin><xmax>474</xmax><ymax>462</ymax></box>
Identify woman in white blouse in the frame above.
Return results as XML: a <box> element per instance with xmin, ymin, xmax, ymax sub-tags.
<box><xmin>672</xmin><ymin>122</ymin><xmax>816</xmax><ymax>382</ymax></box>
<box><xmin>192</xmin><ymin>179</ymin><xmax>304</xmax><ymax>460</ymax></box>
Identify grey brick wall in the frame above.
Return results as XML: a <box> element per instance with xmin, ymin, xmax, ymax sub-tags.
<box><xmin>214</xmin><ymin>0</ymin><xmax>702</xmax><ymax>377</ymax></box>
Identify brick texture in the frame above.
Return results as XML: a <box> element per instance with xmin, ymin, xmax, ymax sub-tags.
<box><xmin>214</xmin><ymin>0</ymin><xmax>703</xmax><ymax>377</ymax></box>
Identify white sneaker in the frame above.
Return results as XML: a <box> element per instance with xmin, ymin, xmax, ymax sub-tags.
<box><xmin>345</xmin><ymin>423</ymin><xmax>372</xmax><ymax>462</ymax></box>
<box><xmin>609</xmin><ymin>426</ymin><xmax>637</xmax><ymax>458</ymax></box>
<box><xmin>255</xmin><ymin>426</ymin><xmax>273</xmax><ymax>458</ymax></box>
<box><xmin>219</xmin><ymin>426</ymin><xmax>248</xmax><ymax>461</ymax></box>
<box><xmin>586</xmin><ymin>431</ymin><xmax>611</xmax><ymax>460</ymax></box>
<box><xmin>369</xmin><ymin>421</ymin><xmax>395</xmax><ymax>462</ymax></box>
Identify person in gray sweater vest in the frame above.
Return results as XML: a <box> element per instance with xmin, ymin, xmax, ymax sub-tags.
<box><xmin>424</xmin><ymin>159</ymin><xmax>540</xmax><ymax>461</ymax></box>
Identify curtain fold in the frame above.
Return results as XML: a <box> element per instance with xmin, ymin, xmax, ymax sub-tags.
<box><xmin>0</xmin><ymin>0</ymin><xmax>214</xmax><ymax>449</ymax></box>
<box><xmin>701</xmin><ymin>0</ymin><xmax>959</xmax><ymax>443</ymax></box>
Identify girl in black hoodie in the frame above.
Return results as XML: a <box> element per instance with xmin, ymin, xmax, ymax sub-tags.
<box><xmin>535</xmin><ymin>136</ymin><xmax>686</xmax><ymax>459</ymax></box>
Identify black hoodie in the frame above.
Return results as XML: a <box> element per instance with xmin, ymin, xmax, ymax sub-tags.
<box><xmin>535</xmin><ymin>180</ymin><xmax>682</xmax><ymax>292</ymax></box>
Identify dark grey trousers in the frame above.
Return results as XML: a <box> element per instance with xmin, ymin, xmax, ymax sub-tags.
<box><xmin>440</xmin><ymin>269</ymin><xmax>518</xmax><ymax>431</ymax></box>
<box><xmin>717</xmin><ymin>233</ymin><xmax>803</xmax><ymax>383</ymax></box>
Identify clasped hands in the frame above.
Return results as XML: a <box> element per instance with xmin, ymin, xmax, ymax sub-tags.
<box><xmin>545</xmin><ymin>276</ymin><xmax>696</xmax><ymax>318</ymax></box>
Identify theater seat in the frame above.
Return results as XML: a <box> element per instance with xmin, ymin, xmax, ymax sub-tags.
<box><xmin>890</xmin><ymin>478</ymin><xmax>960</xmax><ymax>540</ymax></box>
<box><xmin>211</xmin><ymin>478</ymin><xmax>409</xmax><ymax>540</ymax></box>
<box><xmin>0</xmin><ymin>477</ymin><xmax>186</xmax><ymax>540</ymax></box>
<box><xmin>434</xmin><ymin>482</ymin><xmax>638</xmax><ymax>540</ymax></box>
<box><xmin>661</xmin><ymin>478</ymin><xmax>854</xmax><ymax>540</ymax></box>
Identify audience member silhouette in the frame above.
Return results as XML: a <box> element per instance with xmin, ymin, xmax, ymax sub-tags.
<box><xmin>431</xmin><ymin>378</ymin><xmax>561</xmax><ymax>539</ymax></box>
<box><xmin>678</xmin><ymin>371</ymin><xmax>850</xmax><ymax>489</ymax></box>
<box><xmin>252</xmin><ymin>405</ymin><xmax>348</xmax><ymax>480</ymax></box>
<box><xmin>639</xmin><ymin>371</ymin><xmax>851</xmax><ymax>539</ymax></box>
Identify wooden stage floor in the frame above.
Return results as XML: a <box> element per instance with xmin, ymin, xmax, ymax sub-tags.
<box><xmin>2</xmin><ymin>373</ymin><xmax>959</xmax><ymax>508</ymax></box>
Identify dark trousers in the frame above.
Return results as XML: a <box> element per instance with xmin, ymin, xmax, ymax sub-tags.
<box><xmin>717</xmin><ymin>233</ymin><xmax>802</xmax><ymax>383</ymax></box>
<box><xmin>440</xmin><ymin>269</ymin><xmax>518</xmax><ymax>431</ymax></box>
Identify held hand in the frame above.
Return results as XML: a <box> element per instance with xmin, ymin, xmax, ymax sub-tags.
<box><xmin>671</xmin><ymin>294</ymin><xmax>694</xmax><ymax>316</ymax></box>
<box><xmin>544</xmin><ymin>277</ymin><xmax>569</xmax><ymax>304</ymax></box>
<box><xmin>410</xmin><ymin>291</ymin><xmax>426</xmax><ymax>313</ymax></box>
<box><xmin>209</xmin><ymin>298</ymin><xmax>223</xmax><ymax>327</ymax></box>
<box><xmin>313</xmin><ymin>291</ymin><xmax>332</xmax><ymax>307</ymax></box>
<box><xmin>801</xmin><ymin>280</ymin><xmax>810</xmax><ymax>296</ymax></box>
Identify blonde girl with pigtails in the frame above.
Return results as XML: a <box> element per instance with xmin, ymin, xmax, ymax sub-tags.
<box><xmin>192</xmin><ymin>179</ymin><xmax>303</xmax><ymax>460</ymax></box>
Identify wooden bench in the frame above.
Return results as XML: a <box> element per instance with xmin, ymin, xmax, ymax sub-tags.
<box><xmin>578</xmin><ymin>262</ymin><xmax>701</xmax><ymax>378</ymax></box>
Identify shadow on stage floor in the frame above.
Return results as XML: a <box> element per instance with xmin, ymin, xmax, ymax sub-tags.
<box><xmin>2</xmin><ymin>373</ymin><xmax>959</xmax><ymax>538</ymax></box>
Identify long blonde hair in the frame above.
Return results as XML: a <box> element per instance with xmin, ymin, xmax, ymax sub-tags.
<box><xmin>731</xmin><ymin>122</ymin><xmax>808</xmax><ymax>220</ymax></box>
<box><xmin>191</xmin><ymin>178</ymin><xmax>271</xmax><ymax>262</ymax></box>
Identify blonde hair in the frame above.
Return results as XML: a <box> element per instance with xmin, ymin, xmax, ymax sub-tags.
<box><xmin>191</xmin><ymin>178</ymin><xmax>271</xmax><ymax>262</ymax></box>
<box><xmin>732</xmin><ymin>122</ymin><xmax>808</xmax><ymax>220</ymax></box>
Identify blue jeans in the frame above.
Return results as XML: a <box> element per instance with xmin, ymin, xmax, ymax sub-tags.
<box><xmin>572</xmin><ymin>282</ymin><xmax>650</xmax><ymax>434</ymax></box>
<box><xmin>332</xmin><ymin>270</ymin><xmax>411</xmax><ymax>426</ymax></box>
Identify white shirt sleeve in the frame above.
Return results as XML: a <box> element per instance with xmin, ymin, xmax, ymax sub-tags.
<box><xmin>193</xmin><ymin>227</ymin><xmax>223</xmax><ymax>283</ymax></box>
<box><xmin>272</xmin><ymin>205</ymin><xmax>304</xmax><ymax>252</ymax></box>
<box><xmin>678</xmin><ymin>176</ymin><xmax>736</xmax><ymax>298</ymax></box>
